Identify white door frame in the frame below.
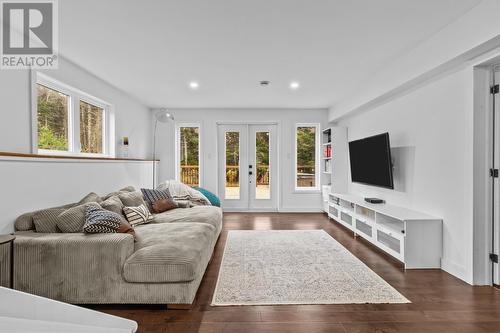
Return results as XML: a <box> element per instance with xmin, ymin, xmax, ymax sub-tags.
<box><xmin>493</xmin><ymin>65</ymin><xmax>500</xmax><ymax>285</ymax></box>
<box><xmin>216</xmin><ymin>121</ymin><xmax>280</xmax><ymax>211</ymax></box>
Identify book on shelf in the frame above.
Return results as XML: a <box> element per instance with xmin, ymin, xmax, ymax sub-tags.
<box><xmin>324</xmin><ymin>145</ymin><xmax>331</xmax><ymax>158</ymax></box>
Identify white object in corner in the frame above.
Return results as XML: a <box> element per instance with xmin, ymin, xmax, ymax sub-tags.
<box><xmin>0</xmin><ymin>287</ymin><xmax>138</xmax><ymax>333</ymax></box>
<box><xmin>330</xmin><ymin>126</ymin><xmax>348</xmax><ymax>193</ymax></box>
<box><xmin>327</xmin><ymin>193</ymin><xmax>442</xmax><ymax>269</ymax></box>
<box><xmin>321</xmin><ymin>185</ymin><xmax>331</xmax><ymax>213</ymax></box>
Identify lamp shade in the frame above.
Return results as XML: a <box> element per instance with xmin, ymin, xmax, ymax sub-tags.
<box><xmin>154</xmin><ymin>109</ymin><xmax>174</xmax><ymax>122</ymax></box>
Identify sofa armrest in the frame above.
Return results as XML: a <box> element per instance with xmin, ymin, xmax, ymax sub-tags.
<box><xmin>13</xmin><ymin>232</ymin><xmax>134</xmax><ymax>298</ymax></box>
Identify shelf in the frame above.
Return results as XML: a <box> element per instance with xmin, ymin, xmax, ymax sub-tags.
<box><xmin>322</xmin><ymin>157</ymin><xmax>332</xmax><ymax>160</ymax></box>
<box><xmin>322</xmin><ymin>142</ymin><xmax>332</xmax><ymax>146</ymax></box>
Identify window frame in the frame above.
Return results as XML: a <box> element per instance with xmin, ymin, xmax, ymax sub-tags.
<box><xmin>31</xmin><ymin>72</ymin><xmax>114</xmax><ymax>157</ymax></box>
<box><xmin>175</xmin><ymin>122</ymin><xmax>202</xmax><ymax>187</ymax></box>
<box><xmin>294</xmin><ymin>123</ymin><xmax>321</xmax><ymax>192</ymax></box>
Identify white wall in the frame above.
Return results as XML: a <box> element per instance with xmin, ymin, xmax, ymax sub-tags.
<box><xmin>0</xmin><ymin>57</ymin><xmax>155</xmax><ymax>232</ymax></box>
<box><xmin>329</xmin><ymin>0</ymin><xmax>500</xmax><ymax>121</ymax></box>
<box><xmin>337</xmin><ymin>68</ymin><xmax>475</xmax><ymax>283</ymax></box>
<box><xmin>0</xmin><ymin>57</ymin><xmax>152</xmax><ymax>158</ymax></box>
<box><xmin>156</xmin><ymin>109</ymin><xmax>329</xmax><ymax>212</ymax></box>
<box><xmin>0</xmin><ymin>157</ymin><xmax>154</xmax><ymax>233</ymax></box>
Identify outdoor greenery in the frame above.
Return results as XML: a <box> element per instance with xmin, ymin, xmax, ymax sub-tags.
<box><xmin>296</xmin><ymin>126</ymin><xmax>316</xmax><ymax>187</ymax></box>
<box><xmin>37</xmin><ymin>84</ymin><xmax>68</xmax><ymax>151</ymax></box>
<box><xmin>180</xmin><ymin>127</ymin><xmax>200</xmax><ymax>165</ymax></box>
<box><xmin>296</xmin><ymin>126</ymin><xmax>316</xmax><ymax>167</ymax></box>
<box><xmin>255</xmin><ymin>132</ymin><xmax>270</xmax><ymax>184</ymax></box>
<box><xmin>180</xmin><ymin>127</ymin><xmax>200</xmax><ymax>186</ymax></box>
<box><xmin>225</xmin><ymin>132</ymin><xmax>239</xmax><ymax>185</ymax></box>
<box><xmin>80</xmin><ymin>101</ymin><xmax>103</xmax><ymax>154</ymax></box>
<box><xmin>37</xmin><ymin>84</ymin><xmax>104</xmax><ymax>153</ymax></box>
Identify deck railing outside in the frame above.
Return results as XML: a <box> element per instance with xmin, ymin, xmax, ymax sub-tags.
<box><xmin>180</xmin><ymin>165</ymin><xmax>315</xmax><ymax>187</ymax></box>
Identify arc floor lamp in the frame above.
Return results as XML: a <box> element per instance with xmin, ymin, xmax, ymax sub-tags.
<box><xmin>153</xmin><ymin>109</ymin><xmax>174</xmax><ymax>188</ymax></box>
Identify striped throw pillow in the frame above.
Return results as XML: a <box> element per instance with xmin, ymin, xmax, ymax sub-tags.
<box><xmin>123</xmin><ymin>204</ymin><xmax>153</xmax><ymax>226</ymax></box>
<box><xmin>140</xmin><ymin>188</ymin><xmax>172</xmax><ymax>212</ymax></box>
<box><xmin>83</xmin><ymin>204</ymin><xmax>123</xmax><ymax>234</ymax></box>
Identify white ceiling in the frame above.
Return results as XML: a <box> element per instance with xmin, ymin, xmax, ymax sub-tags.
<box><xmin>59</xmin><ymin>0</ymin><xmax>481</xmax><ymax>109</ymax></box>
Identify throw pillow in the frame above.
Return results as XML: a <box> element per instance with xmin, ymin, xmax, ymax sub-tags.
<box><xmin>192</xmin><ymin>187</ymin><xmax>220</xmax><ymax>207</ymax></box>
<box><xmin>33</xmin><ymin>208</ymin><xmax>66</xmax><ymax>233</ymax></box>
<box><xmin>123</xmin><ymin>204</ymin><xmax>153</xmax><ymax>226</ymax></box>
<box><xmin>78</xmin><ymin>192</ymin><xmax>102</xmax><ymax>205</ymax></box>
<box><xmin>101</xmin><ymin>186</ymin><xmax>136</xmax><ymax>201</ymax></box>
<box><xmin>151</xmin><ymin>198</ymin><xmax>178</xmax><ymax>214</ymax></box>
<box><xmin>117</xmin><ymin>219</ymin><xmax>135</xmax><ymax>236</ymax></box>
<box><xmin>83</xmin><ymin>205</ymin><xmax>124</xmax><ymax>234</ymax></box>
<box><xmin>100</xmin><ymin>196</ymin><xmax>124</xmax><ymax>216</ymax></box>
<box><xmin>118</xmin><ymin>191</ymin><xmax>147</xmax><ymax>208</ymax></box>
<box><xmin>57</xmin><ymin>202</ymin><xmax>100</xmax><ymax>233</ymax></box>
<box><xmin>141</xmin><ymin>188</ymin><xmax>172</xmax><ymax>212</ymax></box>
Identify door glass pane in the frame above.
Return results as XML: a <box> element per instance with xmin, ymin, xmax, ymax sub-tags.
<box><xmin>225</xmin><ymin>132</ymin><xmax>240</xmax><ymax>199</ymax></box>
<box><xmin>37</xmin><ymin>84</ymin><xmax>69</xmax><ymax>151</ymax></box>
<box><xmin>80</xmin><ymin>101</ymin><xmax>104</xmax><ymax>154</ymax></box>
<box><xmin>296</xmin><ymin>126</ymin><xmax>317</xmax><ymax>188</ymax></box>
<box><xmin>255</xmin><ymin>131</ymin><xmax>270</xmax><ymax>199</ymax></box>
<box><xmin>180</xmin><ymin>127</ymin><xmax>200</xmax><ymax>186</ymax></box>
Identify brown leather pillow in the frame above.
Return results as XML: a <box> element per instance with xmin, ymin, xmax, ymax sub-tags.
<box><xmin>152</xmin><ymin>198</ymin><xmax>178</xmax><ymax>214</ymax></box>
<box><xmin>117</xmin><ymin>219</ymin><xmax>135</xmax><ymax>236</ymax></box>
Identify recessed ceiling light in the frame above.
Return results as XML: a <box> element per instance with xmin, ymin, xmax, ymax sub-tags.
<box><xmin>189</xmin><ymin>81</ymin><xmax>199</xmax><ymax>90</ymax></box>
<box><xmin>290</xmin><ymin>81</ymin><xmax>300</xmax><ymax>90</ymax></box>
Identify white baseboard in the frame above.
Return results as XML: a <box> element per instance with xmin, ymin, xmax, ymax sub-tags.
<box><xmin>440</xmin><ymin>257</ymin><xmax>472</xmax><ymax>285</ymax></box>
<box><xmin>222</xmin><ymin>207</ymin><xmax>324</xmax><ymax>213</ymax></box>
<box><xmin>279</xmin><ymin>207</ymin><xmax>324</xmax><ymax>213</ymax></box>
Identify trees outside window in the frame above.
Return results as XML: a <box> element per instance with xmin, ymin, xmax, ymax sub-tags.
<box><xmin>35</xmin><ymin>74</ymin><xmax>110</xmax><ymax>156</ymax></box>
<box><xmin>179</xmin><ymin>126</ymin><xmax>200</xmax><ymax>186</ymax></box>
<box><xmin>37</xmin><ymin>84</ymin><xmax>69</xmax><ymax>151</ymax></box>
<box><xmin>296</xmin><ymin>125</ymin><xmax>319</xmax><ymax>189</ymax></box>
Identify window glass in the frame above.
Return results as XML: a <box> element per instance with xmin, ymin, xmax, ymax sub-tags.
<box><xmin>37</xmin><ymin>84</ymin><xmax>69</xmax><ymax>151</ymax></box>
<box><xmin>225</xmin><ymin>132</ymin><xmax>240</xmax><ymax>199</ymax></box>
<box><xmin>296</xmin><ymin>126</ymin><xmax>317</xmax><ymax>188</ymax></box>
<box><xmin>80</xmin><ymin>100</ymin><xmax>104</xmax><ymax>154</ymax></box>
<box><xmin>179</xmin><ymin>127</ymin><xmax>200</xmax><ymax>186</ymax></box>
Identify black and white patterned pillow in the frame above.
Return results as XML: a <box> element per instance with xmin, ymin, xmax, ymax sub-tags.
<box><xmin>140</xmin><ymin>188</ymin><xmax>172</xmax><ymax>212</ymax></box>
<box><xmin>83</xmin><ymin>204</ymin><xmax>123</xmax><ymax>233</ymax></box>
<box><xmin>123</xmin><ymin>204</ymin><xmax>153</xmax><ymax>226</ymax></box>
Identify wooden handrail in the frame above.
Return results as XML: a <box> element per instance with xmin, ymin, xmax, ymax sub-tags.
<box><xmin>0</xmin><ymin>151</ymin><xmax>158</xmax><ymax>162</ymax></box>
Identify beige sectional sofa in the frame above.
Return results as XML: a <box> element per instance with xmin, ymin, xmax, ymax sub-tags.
<box><xmin>11</xmin><ymin>191</ymin><xmax>223</xmax><ymax>306</ymax></box>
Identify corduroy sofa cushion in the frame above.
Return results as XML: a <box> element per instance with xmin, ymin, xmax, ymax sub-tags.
<box><xmin>123</xmin><ymin>222</ymin><xmax>215</xmax><ymax>283</ymax></box>
<box><xmin>152</xmin><ymin>206</ymin><xmax>223</xmax><ymax>234</ymax></box>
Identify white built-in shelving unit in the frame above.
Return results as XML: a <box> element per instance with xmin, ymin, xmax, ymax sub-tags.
<box><xmin>321</xmin><ymin>128</ymin><xmax>332</xmax><ymax>174</ymax></box>
<box><xmin>328</xmin><ymin>193</ymin><xmax>442</xmax><ymax>269</ymax></box>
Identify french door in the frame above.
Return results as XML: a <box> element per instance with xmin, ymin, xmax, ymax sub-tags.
<box><xmin>217</xmin><ymin>123</ymin><xmax>278</xmax><ymax>211</ymax></box>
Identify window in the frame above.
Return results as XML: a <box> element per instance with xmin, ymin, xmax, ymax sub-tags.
<box><xmin>295</xmin><ymin>124</ymin><xmax>320</xmax><ymax>190</ymax></box>
<box><xmin>176</xmin><ymin>124</ymin><xmax>201</xmax><ymax>186</ymax></box>
<box><xmin>34</xmin><ymin>73</ymin><xmax>112</xmax><ymax>156</ymax></box>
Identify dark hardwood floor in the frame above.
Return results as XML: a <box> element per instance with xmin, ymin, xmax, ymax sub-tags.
<box><xmin>90</xmin><ymin>213</ymin><xmax>500</xmax><ymax>333</ymax></box>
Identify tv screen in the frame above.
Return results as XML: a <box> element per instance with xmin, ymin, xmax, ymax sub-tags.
<box><xmin>348</xmin><ymin>133</ymin><xmax>394</xmax><ymax>189</ymax></box>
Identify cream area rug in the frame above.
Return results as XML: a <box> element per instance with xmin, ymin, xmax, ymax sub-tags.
<box><xmin>211</xmin><ymin>230</ymin><xmax>409</xmax><ymax>306</ymax></box>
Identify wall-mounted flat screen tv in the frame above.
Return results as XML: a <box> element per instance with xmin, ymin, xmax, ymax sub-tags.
<box><xmin>348</xmin><ymin>132</ymin><xmax>394</xmax><ymax>189</ymax></box>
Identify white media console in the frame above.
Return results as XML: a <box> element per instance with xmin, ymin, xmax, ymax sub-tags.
<box><xmin>328</xmin><ymin>193</ymin><xmax>442</xmax><ymax>269</ymax></box>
